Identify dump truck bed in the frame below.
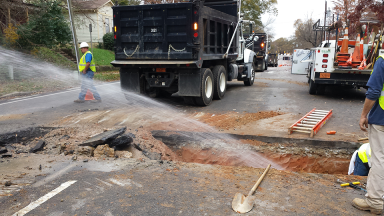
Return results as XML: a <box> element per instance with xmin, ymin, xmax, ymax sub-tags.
<box><xmin>113</xmin><ymin>1</ymin><xmax>238</xmax><ymax>62</ymax></box>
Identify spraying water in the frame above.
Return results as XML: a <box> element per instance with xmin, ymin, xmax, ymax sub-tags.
<box><xmin>0</xmin><ymin>46</ymin><xmax>282</xmax><ymax>170</ymax></box>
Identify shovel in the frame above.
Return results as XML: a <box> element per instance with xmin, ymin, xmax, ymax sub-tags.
<box><xmin>232</xmin><ymin>164</ymin><xmax>271</xmax><ymax>213</ymax></box>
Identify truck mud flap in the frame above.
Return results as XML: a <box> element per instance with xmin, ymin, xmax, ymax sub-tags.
<box><xmin>178</xmin><ymin>72</ymin><xmax>201</xmax><ymax>97</ymax></box>
<box><xmin>120</xmin><ymin>69</ymin><xmax>140</xmax><ymax>93</ymax></box>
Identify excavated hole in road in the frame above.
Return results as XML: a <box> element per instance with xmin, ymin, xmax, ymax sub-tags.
<box><xmin>0</xmin><ymin>127</ymin><xmax>360</xmax><ymax>175</ymax></box>
<box><xmin>151</xmin><ymin>130</ymin><xmax>360</xmax><ymax>175</ymax></box>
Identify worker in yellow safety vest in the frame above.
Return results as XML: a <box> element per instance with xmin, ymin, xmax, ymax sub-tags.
<box><xmin>348</xmin><ymin>143</ymin><xmax>371</xmax><ymax>176</ymax></box>
<box><xmin>74</xmin><ymin>42</ymin><xmax>101</xmax><ymax>103</ymax></box>
<box><xmin>354</xmin><ymin>54</ymin><xmax>384</xmax><ymax>214</ymax></box>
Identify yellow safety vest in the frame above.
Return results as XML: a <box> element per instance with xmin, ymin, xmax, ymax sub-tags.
<box><xmin>358</xmin><ymin>143</ymin><xmax>371</xmax><ymax>164</ymax></box>
<box><xmin>79</xmin><ymin>51</ymin><xmax>96</xmax><ymax>72</ymax></box>
<box><xmin>371</xmin><ymin>55</ymin><xmax>384</xmax><ymax>110</ymax></box>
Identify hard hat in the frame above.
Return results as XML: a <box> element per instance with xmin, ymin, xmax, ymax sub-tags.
<box><xmin>79</xmin><ymin>42</ymin><xmax>89</xmax><ymax>48</ymax></box>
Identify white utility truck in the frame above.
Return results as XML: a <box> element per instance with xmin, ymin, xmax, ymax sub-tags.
<box><xmin>305</xmin><ymin>40</ymin><xmax>370</xmax><ymax>95</ymax></box>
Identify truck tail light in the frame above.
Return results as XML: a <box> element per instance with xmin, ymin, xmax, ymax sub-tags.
<box><xmin>323</xmin><ymin>54</ymin><xmax>328</xmax><ymax>57</ymax></box>
<box><xmin>194</xmin><ymin>32</ymin><xmax>198</xmax><ymax>37</ymax></box>
<box><xmin>114</xmin><ymin>26</ymin><xmax>116</xmax><ymax>32</ymax></box>
<box><xmin>261</xmin><ymin>43</ymin><xmax>265</xmax><ymax>48</ymax></box>
<box><xmin>322</xmin><ymin>65</ymin><xmax>327</xmax><ymax>68</ymax></box>
<box><xmin>114</xmin><ymin>35</ymin><xmax>116</xmax><ymax>39</ymax></box>
<box><xmin>322</xmin><ymin>59</ymin><xmax>328</xmax><ymax>63</ymax></box>
<box><xmin>193</xmin><ymin>22</ymin><xmax>198</xmax><ymax>31</ymax></box>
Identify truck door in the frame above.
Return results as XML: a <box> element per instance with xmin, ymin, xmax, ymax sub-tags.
<box><xmin>291</xmin><ymin>49</ymin><xmax>311</xmax><ymax>75</ymax></box>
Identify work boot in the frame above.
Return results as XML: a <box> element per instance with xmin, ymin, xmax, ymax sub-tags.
<box><xmin>91</xmin><ymin>99</ymin><xmax>102</xmax><ymax>103</ymax></box>
<box><xmin>352</xmin><ymin>198</ymin><xmax>383</xmax><ymax>215</ymax></box>
<box><xmin>74</xmin><ymin>99</ymin><xmax>85</xmax><ymax>103</ymax></box>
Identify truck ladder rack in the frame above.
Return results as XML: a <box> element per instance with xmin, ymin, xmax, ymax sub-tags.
<box><xmin>288</xmin><ymin>108</ymin><xmax>333</xmax><ymax>138</ymax></box>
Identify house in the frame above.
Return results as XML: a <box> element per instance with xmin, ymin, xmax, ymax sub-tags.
<box><xmin>73</xmin><ymin>0</ymin><xmax>114</xmax><ymax>43</ymax></box>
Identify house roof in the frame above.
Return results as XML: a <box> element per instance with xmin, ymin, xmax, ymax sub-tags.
<box><xmin>73</xmin><ymin>0</ymin><xmax>113</xmax><ymax>10</ymax></box>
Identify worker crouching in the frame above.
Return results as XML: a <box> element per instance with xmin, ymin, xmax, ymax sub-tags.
<box><xmin>348</xmin><ymin>143</ymin><xmax>371</xmax><ymax>176</ymax></box>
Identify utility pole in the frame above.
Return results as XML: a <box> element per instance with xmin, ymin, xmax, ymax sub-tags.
<box><xmin>324</xmin><ymin>0</ymin><xmax>327</xmax><ymax>41</ymax></box>
<box><xmin>89</xmin><ymin>24</ymin><xmax>93</xmax><ymax>54</ymax></box>
<box><xmin>66</xmin><ymin>0</ymin><xmax>80</xmax><ymax>74</ymax></box>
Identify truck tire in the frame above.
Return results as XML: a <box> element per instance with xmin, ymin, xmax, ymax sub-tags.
<box><xmin>244</xmin><ymin>68</ymin><xmax>255</xmax><ymax>86</ymax></box>
<box><xmin>194</xmin><ymin>68</ymin><xmax>214</xmax><ymax>106</ymax></box>
<box><xmin>317</xmin><ymin>84</ymin><xmax>326</xmax><ymax>95</ymax></box>
<box><xmin>309</xmin><ymin>76</ymin><xmax>317</xmax><ymax>95</ymax></box>
<box><xmin>212</xmin><ymin>65</ymin><xmax>226</xmax><ymax>100</ymax></box>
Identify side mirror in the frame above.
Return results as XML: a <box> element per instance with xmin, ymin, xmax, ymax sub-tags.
<box><xmin>253</xmin><ymin>36</ymin><xmax>259</xmax><ymax>42</ymax></box>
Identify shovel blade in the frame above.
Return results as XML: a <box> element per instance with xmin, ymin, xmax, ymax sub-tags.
<box><xmin>232</xmin><ymin>193</ymin><xmax>256</xmax><ymax>214</ymax></box>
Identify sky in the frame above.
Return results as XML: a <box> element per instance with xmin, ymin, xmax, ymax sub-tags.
<box><xmin>263</xmin><ymin>0</ymin><xmax>335</xmax><ymax>40</ymax></box>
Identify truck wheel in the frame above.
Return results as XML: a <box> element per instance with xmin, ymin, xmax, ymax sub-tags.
<box><xmin>317</xmin><ymin>84</ymin><xmax>326</xmax><ymax>95</ymax></box>
<box><xmin>309</xmin><ymin>77</ymin><xmax>317</xmax><ymax>95</ymax></box>
<box><xmin>212</xmin><ymin>65</ymin><xmax>226</xmax><ymax>100</ymax></box>
<box><xmin>195</xmin><ymin>68</ymin><xmax>214</xmax><ymax>106</ymax></box>
<box><xmin>244</xmin><ymin>68</ymin><xmax>255</xmax><ymax>86</ymax></box>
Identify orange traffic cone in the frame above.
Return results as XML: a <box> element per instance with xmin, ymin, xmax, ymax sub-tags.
<box><xmin>358</xmin><ymin>56</ymin><xmax>367</xmax><ymax>70</ymax></box>
<box><xmin>352</xmin><ymin>34</ymin><xmax>361</xmax><ymax>64</ymax></box>
<box><xmin>340</xmin><ymin>27</ymin><xmax>349</xmax><ymax>54</ymax></box>
<box><xmin>85</xmin><ymin>89</ymin><xmax>95</xmax><ymax>100</ymax></box>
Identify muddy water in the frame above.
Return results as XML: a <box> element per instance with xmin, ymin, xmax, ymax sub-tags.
<box><xmin>178</xmin><ymin>147</ymin><xmax>350</xmax><ymax>174</ymax></box>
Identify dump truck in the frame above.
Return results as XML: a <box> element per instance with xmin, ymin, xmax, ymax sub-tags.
<box><xmin>244</xmin><ymin>33</ymin><xmax>268</xmax><ymax>71</ymax></box>
<box><xmin>110</xmin><ymin>0</ymin><xmax>258</xmax><ymax>106</ymax></box>
<box><xmin>268</xmin><ymin>53</ymin><xmax>277</xmax><ymax>67</ymax></box>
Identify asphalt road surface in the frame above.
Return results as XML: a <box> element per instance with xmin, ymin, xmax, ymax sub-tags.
<box><xmin>0</xmin><ymin>66</ymin><xmax>368</xmax><ymax>139</ymax></box>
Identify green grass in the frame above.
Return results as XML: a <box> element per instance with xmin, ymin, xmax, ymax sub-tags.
<box><xmin>94</xmin><ymin>71</ymin><xmax>120</xmax><ymax>82</ymax></box>
<box><xmin>36</xmin><ymin>47</ymin><xmax>76</xmax><ymax>69</ymax></box>
<box><xmin>0</xmin><ymin>79</ymin><xmax>74</xmax><ymax>97</ymax></box>
<box><xmin>89</xmin><ymin>48</ymin><xmax>115</xmax><ymax>66</ymax></box>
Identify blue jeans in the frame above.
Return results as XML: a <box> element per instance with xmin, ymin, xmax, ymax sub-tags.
<box><xmin>79</xmin><ymin>71</ymin><xmax>101</xmax><ymax>100</ymax></box>
<box><xmin>354</xmin><ymin>155</ymin><xmax>370</xmax><ymax>176</ymax></box>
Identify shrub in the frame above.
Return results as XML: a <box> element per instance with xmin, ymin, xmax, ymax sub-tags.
<box><xmin>3</xmin><ymin>24</ymin><xmax>19</xmax><ymax>46</ymax></box>
<box><xmin>17</xmin><ymin>0</ymin><xmax>71</xmax><ymax>49</ymax></box>
<box><xmin>103</xmin><ymin>32</ymin><xmax>114</xmax><ymax>51</ymax></box>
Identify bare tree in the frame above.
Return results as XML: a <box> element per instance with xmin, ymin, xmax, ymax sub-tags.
<box><xmin>293</xmin><ymin>15</ymin><xmax>322</xmax><ymax>47</ymax></box>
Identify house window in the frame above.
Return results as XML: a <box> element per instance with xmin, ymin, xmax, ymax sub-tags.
<box><xmin>105</xmin><ymin>18</ymin><xmax>110</xmax><ymax>33</ymax></box>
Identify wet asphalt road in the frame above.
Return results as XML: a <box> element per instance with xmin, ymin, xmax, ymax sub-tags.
<box><xmin>0</xmin><ymin>66</ymin><xmax>367</xmax><ymax>136</ymax></box>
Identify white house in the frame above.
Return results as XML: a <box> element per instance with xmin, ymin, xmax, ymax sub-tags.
<box><xmin>73</xmin><ymin>0</ymin><xmax>114</xmax><ymax>43</ymax></box>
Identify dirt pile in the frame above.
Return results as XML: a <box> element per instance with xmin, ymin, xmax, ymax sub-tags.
<box><xmin>195</xmin><ymin>111</ymin><xmax>283</xmax><ymax>130</ymax></box>
<box><xmin>0</xmin><ymin>127</ymin><xmax>180</xmax><ymax>162</ymax></box>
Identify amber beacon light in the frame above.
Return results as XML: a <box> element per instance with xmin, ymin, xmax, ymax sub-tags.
<box><xmin>193</xmin><ymin>22</ymin><xmax>198</xmax><ymax>31</ymax></box>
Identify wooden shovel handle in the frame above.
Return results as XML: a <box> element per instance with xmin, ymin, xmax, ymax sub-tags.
<box><xmin>247</xmin><ymin>164</ymin><xmax>271</xmax><ymax>197</ymax></box>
